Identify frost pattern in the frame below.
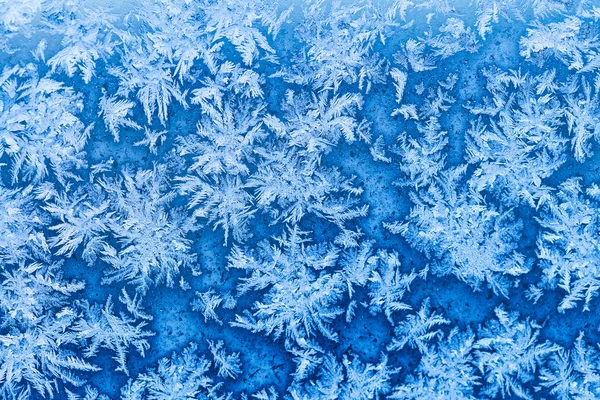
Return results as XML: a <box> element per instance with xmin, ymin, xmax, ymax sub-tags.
<box><xmin>2</xmin><ymin>0</ymin><xmax>600</xmax><ymax>398</ymax></box>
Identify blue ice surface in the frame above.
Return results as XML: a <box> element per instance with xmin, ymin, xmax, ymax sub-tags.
<box><xmin>2</xmin><ymin>0</ymin><xmax>600</xmax><ymax>399</ymax></box>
